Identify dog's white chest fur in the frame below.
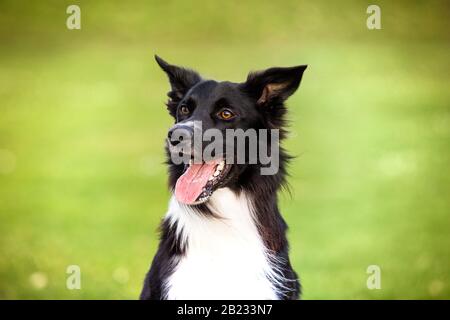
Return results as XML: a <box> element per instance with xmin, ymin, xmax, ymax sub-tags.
<box><xmin>164</xmin><ymin>188</ymin><xmax>279</xmax><ymax>300</ymax></box>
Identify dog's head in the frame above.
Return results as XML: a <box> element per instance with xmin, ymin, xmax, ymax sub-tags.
<box><xmin>155</xmin><ymin>55</ymin><xmax>306</xmax><ymax>205</ymax></box>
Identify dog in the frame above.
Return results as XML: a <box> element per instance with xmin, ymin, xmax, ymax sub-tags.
<box><xmin>140</xmin><ymin>55</ymin><xmax>307</xmax><ymax>300</ymax></box>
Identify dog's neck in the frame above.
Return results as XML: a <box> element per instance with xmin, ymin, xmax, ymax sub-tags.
<box><xmin>234</xmin><ymin>164</ymin><xmax>289</xmax><ymax>252</ymax></box>
<box><xmin>164</xmin><ymin>187</ymin><xmax>284</xmax><ymax>299</ymax></box>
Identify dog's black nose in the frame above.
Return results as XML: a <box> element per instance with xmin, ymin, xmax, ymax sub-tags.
<box><xmin>168</xmin><ymin>125</ymin><xmax>194</xmax><ymax>147</ymax></box>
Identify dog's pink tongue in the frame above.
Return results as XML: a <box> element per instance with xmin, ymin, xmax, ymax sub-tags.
<box><xmin>175</xmin><ymin>162</ymin><xmax>218</xmax><ymax>204</ymax></box>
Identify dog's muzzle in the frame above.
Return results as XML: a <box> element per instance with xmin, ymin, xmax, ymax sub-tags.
<box><xmin>167</xmin><ymin>124</ymin><xmax>199</xmax><ymax>158</ymax></box>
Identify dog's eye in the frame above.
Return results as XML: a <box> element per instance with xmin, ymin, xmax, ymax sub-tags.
<box><xmin>217</xmin><ymin>109</ymin><xmax>235</xmax><ymax>120</ymax></box>
<box><xmin>179</xmin><ymin>105</ymin><xmax>190</xmax><ymax>115</ymax></box>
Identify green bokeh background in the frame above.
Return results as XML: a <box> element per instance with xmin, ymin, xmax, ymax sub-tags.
<box><xmin>0</xmin><ymin>0</ymin><xmax>449</xmax><ymax>299</ymax></box>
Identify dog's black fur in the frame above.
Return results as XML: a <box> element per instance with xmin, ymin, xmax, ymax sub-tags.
<box><xmin>140</xmin><ymin>56</ymin><xmax>307</xmax><ymax>300</ymax></box>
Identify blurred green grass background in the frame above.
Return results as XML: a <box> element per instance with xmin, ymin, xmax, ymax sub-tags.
<box><xmin>0</xmin><ymin>0</ymin><xmax>449</xmax><ymax>299</ymax></box>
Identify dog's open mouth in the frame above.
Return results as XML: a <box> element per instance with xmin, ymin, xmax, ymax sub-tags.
<box><xmin>174</xmin><ymin>159</ymin><xmax>231</xmax><ymax>205</ymax></box>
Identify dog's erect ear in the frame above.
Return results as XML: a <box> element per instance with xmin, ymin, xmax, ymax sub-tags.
<box><xmin>155</xmin><ymin>55</ymin><xmax>202</xmax><ymax>100</ymax></box>
<box><xmin>242</xmin><ymin>65</ymin><xmax>307</xmax><ymax>106</ymax></box>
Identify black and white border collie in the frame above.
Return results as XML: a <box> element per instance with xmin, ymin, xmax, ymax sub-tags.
<box><xmin>140</xmin><ymin>56</ymin><xmax>307</xmax><ymax>300</ymax></box>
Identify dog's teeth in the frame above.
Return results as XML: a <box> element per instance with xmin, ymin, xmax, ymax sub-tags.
<box><xmin>213</xmin><ymin>170</ymin><xmax>220</xmax><ymax>177</ymax></box>
<box><xmin>217</xmin><ymin>162</ymin><xmax>225</xmax><ymax>171</ymax></box>
<box><xmin>208</xmin><ymin>176</ymin><xmax>214</xmax><ymax>181</ymax></box>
